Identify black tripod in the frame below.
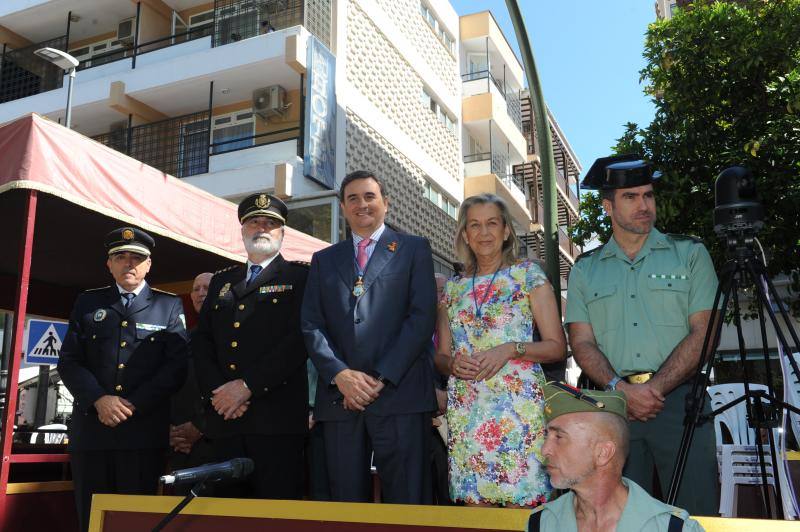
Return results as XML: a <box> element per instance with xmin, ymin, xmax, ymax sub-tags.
<box><xmin>667</xmin><ymin>238</ymin><xmax>800</xmax><ymax>518</ymax></box>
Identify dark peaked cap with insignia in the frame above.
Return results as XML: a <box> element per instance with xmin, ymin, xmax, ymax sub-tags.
<box><xmin>581</xmin><ymin>154</ymin><xmax>662</xmax><ymax>191</ymax></box>
<box><xmin>543</xmin><ymin>381</ymin><xmax>627</xmax><ymax>423</ymax></box>
<box><xmin>105</xmin><ymin>227</ymin><xmax>155</xmax><ymax>256</ymax></box>
<box><xmin>238</xmin><ymin>193</ymin><xmax>288</xmax><ymax>224</ymax></box>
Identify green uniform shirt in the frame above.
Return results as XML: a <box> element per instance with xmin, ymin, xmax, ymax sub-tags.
<box><xmin>527</xmin><ymin>477</ymin><xmax>705</xmax><ymax>532</ymax></box>
<box><xmin>565</xmin><ymin>228</ymin><xmax>718</xmax><ymax>375</ymax></box>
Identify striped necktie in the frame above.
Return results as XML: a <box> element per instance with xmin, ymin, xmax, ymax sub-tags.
<box><xmin>121</xmin><ymin>293</ymin><xmax>135</xmax><ymax>308</ymax></box>
<box><xmin>247</xmin><ymin>264</ymin><xmax>263</xmax><ymax>286</ymax></box>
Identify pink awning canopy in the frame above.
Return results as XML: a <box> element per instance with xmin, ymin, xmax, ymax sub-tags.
<box><xmin>0</xmin><ymin>113</ymin><xmax>326</xmax><ymax>263</ymax></box>
<box><xmin>0</xmin><ymin>114</ymin><xmax>328</xmax><ymax>317</ymax></box>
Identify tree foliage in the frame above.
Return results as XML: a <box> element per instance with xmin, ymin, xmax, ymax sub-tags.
<box><xmin>573</xmin><ymin>0</ymin><xmax>800</xmax><ymax>312</ymax></box>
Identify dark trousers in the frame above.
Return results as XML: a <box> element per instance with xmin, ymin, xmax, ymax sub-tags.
<box><xmin>211</xmin><ymin>434</ymin><xmax>304</xmax><ymax>499</ymax></box>
<box><xmin>624</xmin><ymin>383</ymin><xmax>719</xmax><ymax>516</ymax></box>
<box><xmin>431</xmin><ymin>426</ymin><xmax>450</xmax><ymax>505</ymax></box>
<box><xmin>306</xmin><ymin>421</ymin><xmax>331</xmax><ymax>500</ymax></box>
<box><xmin>323</xmin><ymin>412</ymin><xmax>431</xmax><ymax>504</ymax></box>
<box><xmin>70</xmin><ymin>448</ymin><xmax>164</xmax><ymax>532</ymax></box>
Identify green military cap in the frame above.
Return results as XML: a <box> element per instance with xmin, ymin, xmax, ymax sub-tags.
<box><xmin>543</xmin><ymin>381</ymin><xmax>627</xmax><ymax>423</ymax></box>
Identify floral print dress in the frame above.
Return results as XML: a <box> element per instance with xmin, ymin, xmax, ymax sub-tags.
<box><xmin>442</xmin><ymin>259</ymin><xmax>551</xmax><ymax>506</ymax></box>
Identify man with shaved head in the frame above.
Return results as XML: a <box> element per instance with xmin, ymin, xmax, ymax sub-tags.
<box><xmin>527</xmin><ymin>382</ymin><xmax>704</xmax><ymax>532</ymax></box>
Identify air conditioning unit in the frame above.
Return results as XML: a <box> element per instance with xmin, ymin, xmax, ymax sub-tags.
<box><xmin>252</xmin><ymin>85</ymin><xmax>287</xmax><ymax>120</ymax></box>
<box><xmin>117</xmin><ymin>17</ymin><xmax>136</xmax><ymax>44</ymax></box>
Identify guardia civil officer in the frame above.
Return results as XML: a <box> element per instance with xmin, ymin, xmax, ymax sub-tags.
<box><xmin>58</xmin><ymin>227</ymin><xmax>189</xmax><ymax>532</ymax></box>
<box><xmin>527</xmin><ymin>383</ymin><xmax>705</xmax><ymax>531</ymax></box>
<box><xmin>565</xmin><ymin>155</ymin><xmax>719</xmax><ymax>515</ymax></box>
<box><xmin>192</xmin><ymin>193</ymin><xmax>309</xmax><ymax>499</ymax></box>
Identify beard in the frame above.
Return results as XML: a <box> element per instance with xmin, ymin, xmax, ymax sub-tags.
<box><xmin>616</xmin><ymin>212</ymin><xmax>655</xmax><ymax>235</ymax></box>
<box><xmin>244</xmin><ymin>232</ymin><xmax>282</xmax><ymax>256</ymax></box>
<box><xmin>549</xmin><ymin>462</ymin><xmax>596</xmax><ymax>490</ymax></box>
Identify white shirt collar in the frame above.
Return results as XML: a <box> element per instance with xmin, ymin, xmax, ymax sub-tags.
<box><xmin>246</xmin><ymin>253</ymin><xmax>279</xmax><ymax>272</ymax></box>
<box><xmin>116</xmin><ymin>281</ymin><xmax>147</xmax><ymax>296</ymax></box>
<box><xmin>352</xmin><ymin>224</ymin><xmax>386</xmax><ymax>246</ymax></box>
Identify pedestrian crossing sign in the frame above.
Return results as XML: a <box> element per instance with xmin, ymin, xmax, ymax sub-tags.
<box><xmin>25</xmin><ymin>319</ymin><xmax>68</xmax><ymax>365</ymax></box>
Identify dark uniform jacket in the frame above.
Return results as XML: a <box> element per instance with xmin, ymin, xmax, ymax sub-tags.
<box><xmin>192</xmin><ymin>254</ymin><xmax>309</xmax><ymax>438</ymax></box>
<box><xmin>58</xmin><ymin>284</ymin><xmax>189</xmax><ymax>451</ymax></box>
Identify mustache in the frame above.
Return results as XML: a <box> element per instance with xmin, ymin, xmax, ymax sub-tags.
<box><xmin>251</xmin><ymin>232</ymin><xmax>273</xmax><ymax>242</ymax></box>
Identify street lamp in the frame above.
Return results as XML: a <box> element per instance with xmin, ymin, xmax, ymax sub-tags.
<box><xmin>33</xmin><ymin>47</ymin><xmax>79</xmax><ymax>129</ymax></box>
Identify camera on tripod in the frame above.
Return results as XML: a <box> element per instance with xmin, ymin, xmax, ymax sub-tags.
<box><xmin>668</xmin><ymin>165</ymin><xmax>800</xmax><ymax>520</ymax></box>
<box><xmin>713</xmin><ymin>166</ymin><xmax>764</xmax><ymax>251</ymax></box>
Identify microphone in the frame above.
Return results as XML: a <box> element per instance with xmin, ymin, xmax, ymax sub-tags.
<box><xmin>160</xmin><ymin>458</ymin><xmax>254</xmax><ymax>485</ymax></box>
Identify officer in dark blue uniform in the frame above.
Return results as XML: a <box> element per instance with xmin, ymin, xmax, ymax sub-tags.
<box><xmin>193</xmin><ymin>193</ymin><xmax>309</xmax><ymax>499</ymax></box>
<box><xmin>58</xmin><ymin>227</ymin><xmax>188</xmax><ymax>532</ymax></box>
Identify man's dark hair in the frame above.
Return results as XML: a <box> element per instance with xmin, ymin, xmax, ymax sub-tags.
<box><xmin>600</xmin><ymin>189</ymin><xmax>616</xmax><ymax>203</ymax></box>
<box><xmin>339</xmin><ymin>170</ymin><xmax>387</xmax><ymax>202</ymax></box>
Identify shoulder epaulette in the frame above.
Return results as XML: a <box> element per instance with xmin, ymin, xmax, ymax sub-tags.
<box><xmin>575</xmin><ymin>245</ymin><xmax>603</xmax><ymax>263</ymax></box>
<box><xmin>290</xmin><ymin>260</ymin><xmax>310</xmax><ymax>267</ymax></box>
<box><xmin>151</xmin><ymin>287</ymin><xmax>176</xmax><ymax>296</ymax></box>
<box><xmin>668</xmin><ymin>233</ymin><xmax>703</xmax><ymax>244</ymax></box>
<box><xmin>214</xmin><ymin>264</ymin><xmax>240</xmax><ymax>275</ymax></box>
<box><xmin>84</xmin><ymin>286</ymin><xmax>110</xmax><ymax>292</ymax></box>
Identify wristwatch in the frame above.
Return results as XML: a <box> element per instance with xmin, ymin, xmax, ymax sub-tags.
<box><xmin>605</xmin><ymin>375</ymin><xmax>623</xmax><ymax>391</ymax></box>
<box><xmin>514</xmin><ymin>342</ymin><xmax>526</xmax><ymax>358</ymax></box>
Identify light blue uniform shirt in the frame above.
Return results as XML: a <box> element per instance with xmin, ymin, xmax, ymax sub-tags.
<box><xmin>527</xmin><ymin>477</ymin><xmax>705</xmax><ymax>531</ymax></box>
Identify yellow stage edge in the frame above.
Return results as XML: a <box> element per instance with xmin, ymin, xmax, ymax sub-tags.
<box><xmin>88</xmin><ymin>495</ymin><xmax>799</xmax><ymax>531</ymax></box>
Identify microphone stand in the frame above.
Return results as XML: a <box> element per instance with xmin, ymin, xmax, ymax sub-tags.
<box><xmin>152</xmin><ymin>480</ymin><xmax>206</xmax><ymax>532</ymax></box>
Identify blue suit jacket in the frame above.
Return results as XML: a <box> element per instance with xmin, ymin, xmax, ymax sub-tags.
<box><xmin>301</xmin><ymin>227</ymin><xmax>438</xmax><ymax>421</ymax></box>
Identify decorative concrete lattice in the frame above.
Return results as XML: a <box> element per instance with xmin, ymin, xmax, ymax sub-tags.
<box><xmin>346</xmin><ymin>1</ymin><xmax>460</xmax><ymax>181</ymax></box>
<box><xmin>374</xmin><ymin>0</ymin><xmax>459</xmax><ymax>99</ymax></box>
<box><xmin>345</xmin><ymin>110</ymin><xmax>457</xmax><ymax>264</ymax></box>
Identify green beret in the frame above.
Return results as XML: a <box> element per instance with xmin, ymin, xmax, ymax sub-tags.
<box><xmin>543</xmin><ymin>382</ymin><xmax>627</xmax><ymax>423</ymax></box>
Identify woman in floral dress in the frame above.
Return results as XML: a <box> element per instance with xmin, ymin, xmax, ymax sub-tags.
<box><xmin>434</xmin><ymin>193</ymin><xmax>567</xmax><ymax>507</ymax></box>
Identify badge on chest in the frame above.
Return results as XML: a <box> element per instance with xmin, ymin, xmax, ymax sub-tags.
<box><xmin>259</xmin><ymin>285</ymin><xmax>293</xmax><ymax>294</ymax></box>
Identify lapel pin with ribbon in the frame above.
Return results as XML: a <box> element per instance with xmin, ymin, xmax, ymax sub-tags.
<box><xmin>387</xmin><ymin>241</ymin><xmax>398</xmax><ymax>253</ymax></box>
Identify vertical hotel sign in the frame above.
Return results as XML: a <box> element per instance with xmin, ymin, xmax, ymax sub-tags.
<box><xmin>304</xmin><ymin>36</ymin><xmax>337</xmax><ymax>189</ymax></box>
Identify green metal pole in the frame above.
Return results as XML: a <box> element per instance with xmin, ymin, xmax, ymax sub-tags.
<box><xmin>504</xmin><ymin>0</ymin><xmax>561</xmax><ymax>303</ymax></box>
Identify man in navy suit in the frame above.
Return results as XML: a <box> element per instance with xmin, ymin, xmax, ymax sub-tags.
<box><xmin>58</xmin><ymin>227</ymin><xmax>188</xmax><ymax>532</ymax></box>
<box><xmin>302</xmin><ymin>170</ymin><xmax>437</xmax><ymax>504</ymax></box>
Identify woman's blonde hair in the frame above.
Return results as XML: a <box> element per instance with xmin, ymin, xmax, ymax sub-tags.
<box><xmin>454</xmin><ymin>193</ymin><xmax>518</xmax><ymax>275</ymax></box>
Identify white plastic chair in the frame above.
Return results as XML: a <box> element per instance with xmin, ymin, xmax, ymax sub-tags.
<box><xmin>708</xmin><ymin>383</ymin><xmax>769</xmax><ymax>445</ymax></box>
<box><xmin>784</xmin><ymin>352</ymin><xmax>800</xmax><ymax>448</ymax></box>
<box><xmin>708</xmin><ymin>383</ymin><xmax>796</xmax><ymax>518</ymax></box>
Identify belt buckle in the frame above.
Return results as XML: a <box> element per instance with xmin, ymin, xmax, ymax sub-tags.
<box><xmin>626</xmin><ymin>372</ymin><xmax>654</xmax><ymax>385</ymax></box>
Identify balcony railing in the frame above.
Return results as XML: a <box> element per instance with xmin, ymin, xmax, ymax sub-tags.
<box><xmin>558</xmin><ymin>226</ymin><xmax>581</xmax><ymax>259</ymax></box>
<box><xmin>461</xmin><ymin>69</ymin><xmax>523</xmax><ymax>131</ymax></box>
<box><xmin>461</xmin><ymin>69</ymin><xmax>504</xmax><ymax>94</ymax></box>
<box><xmin>92</xmin><ymin>112</ymin><xmax>300</xmax><ymax>178</ymax></box>
<box><xmin>506</xmin><ymin>89</ymin><xmax>522</xmax><ymax>131</ymax></box>
<box><xmin>499</xmin><ymin>172</ymin><xmax>525</xmax><ymax>196</ymax></box>
<box><xmin>0</xmin><ymin>0</ymin><xmax>330</xmax><ymax>103</ymax></box>
<box><xmin>210</xmin><ymin>126</ymin><xmax>301</xmax><ymax>156</ymax></box>
<box><xmin>463</xmin><ymin>151</ymin><xmax>491</xmax><ymax>164</ymax></box>
<box><xmin>93</xmin><ymin>111</ymin><xmax>211</xmax><ymax>178</ymax></box>
<box><xmin>464</xmin><ymin>151</ymin><xmax>526</xmax><ymax>199</ymax></box>
<box><xmin>463</xmin><ymin>150</ymin><xmax>508</xmax><ymax>178</ymax></box>
<box><xmin>0</xmin><ymin>36</ymin><xmax>68</xmax><ymax>104</ymax></box>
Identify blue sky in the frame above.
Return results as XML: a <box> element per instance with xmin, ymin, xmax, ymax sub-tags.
<box><xmin>450</xmin><ymin>0</ymin><xmax>657</xmax><ymax>172</ymax></box>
